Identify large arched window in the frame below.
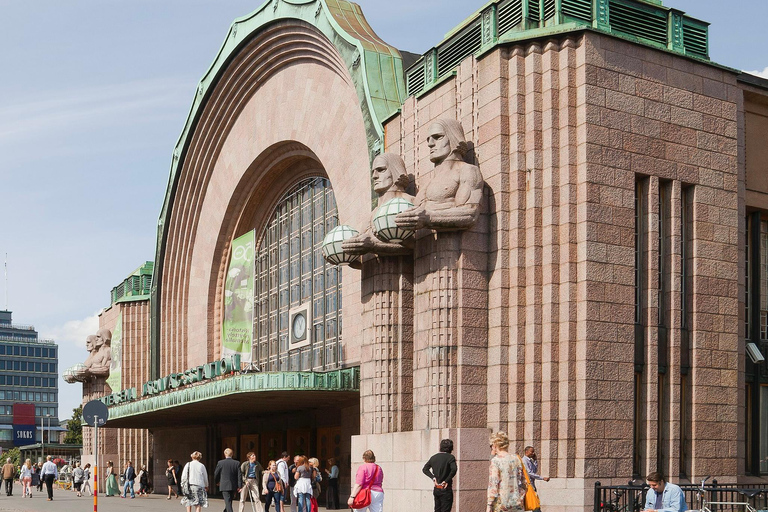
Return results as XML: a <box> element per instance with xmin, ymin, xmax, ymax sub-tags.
<box><xmin>254</xmin><ymin>177</ymin><xmax>342</xmax><ymax>371</ymax></box>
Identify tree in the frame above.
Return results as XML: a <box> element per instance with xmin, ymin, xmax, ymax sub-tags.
<box><xmin>3</xmin><ymin>447</ymin><xmax>20</xmax><ymax>467</ymax></box>
<box><xmin>63</xmin><ymin>406</ymin><xmax>82</xmax><ymax>445</ymax></box>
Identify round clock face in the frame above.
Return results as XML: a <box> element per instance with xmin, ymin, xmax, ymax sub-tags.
<box><xmin>292</xmin><ymin>312</ymin><xmax>307</xmax><ymax>340</ymax></box>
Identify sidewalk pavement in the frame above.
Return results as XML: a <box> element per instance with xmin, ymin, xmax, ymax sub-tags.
<box><xmin>0</xmin><ymin>482</ymin><xmax>337</xmax><ymax>512</ymax></box>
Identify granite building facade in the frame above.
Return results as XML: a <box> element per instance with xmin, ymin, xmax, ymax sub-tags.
<box><xmin>71</xmin><ymin>0</ymin><xmax>768</xmax><ymax>510</ymax></box>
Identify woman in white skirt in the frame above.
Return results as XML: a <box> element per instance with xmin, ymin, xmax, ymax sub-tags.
<box><xmin>292</xmin><ymin>456</ymin><xmax>316</xmax><ymax>512</ymax></box>
<box><xmin>348</xmin><ymin>450</ymin><xmax>384</xmax><ymax>512</ymax></box>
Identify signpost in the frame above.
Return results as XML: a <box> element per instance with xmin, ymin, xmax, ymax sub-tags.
<box><xmin>83</xmin><ymin>400</ymin><xmax>108</xmax><ymax>512</ymax></box>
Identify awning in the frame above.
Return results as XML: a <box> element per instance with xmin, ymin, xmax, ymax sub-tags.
<box><xmin>102</xmin><ymin>368</ymin><xmax>359</xmax><ymax>429</ymax></box>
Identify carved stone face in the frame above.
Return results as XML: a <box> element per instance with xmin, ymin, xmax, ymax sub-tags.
<box><xmin>427</xmin><ymin>123</ymin><xmax>452</xmax><ymax>163</ymax></box>
<box><xmin>371</xmin><ymin>155</ymin><xmax>393</xmax><ymax>194</ymax></box>
<box><xmin>85</xmin><ymin>335</ymin><xmax>96</xmax><ymax>352</ymax></box>
<box><xmin>96</xmin><ymin>328</ymin><xmax>112</xmax><ymax>348</ymax></box>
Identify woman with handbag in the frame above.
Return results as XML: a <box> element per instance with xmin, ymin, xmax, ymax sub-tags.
<box><xmin>180</xmin><ymin>451</ymin><xmax>209</xmax><ymax>512</ymax></box>
<box><xmin>347</xmin><ymin>450</ymin><xmax>384</xmax><ymax>512</ymax></box>
<box><xmin>262</xmin><ymin>460</ymin><xmax>282</xmax><ymax>512</ymax></box>
<box><xmin>486</xmin><ymin>432</ymin><xmax>527</xmax><ymax>512</ymax></box>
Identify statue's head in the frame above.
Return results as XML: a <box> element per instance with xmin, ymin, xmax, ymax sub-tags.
<box><xmin>427</xmin><ymin>119</ymin><xmax>468</xmax><ymax>163</ymax></box>
<box><xmin>85</xmin><ymin>335</ymin><xmax>97</xmax><ymax>352</ymax></box>
<box><xmin>371</xmin><ymin>153</ymin><xmax>408</xmax><ymax>195</ymax></box>
<box><xmin>95</xmin><ymin>328</ymin><xmax>112</xmax><ymax>348</ymax></box>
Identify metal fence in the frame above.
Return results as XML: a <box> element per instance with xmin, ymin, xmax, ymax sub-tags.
<box><xmin>595</xmin><ymin>481</ymin><xmax>768</xmax><ymax>512</ymax></box>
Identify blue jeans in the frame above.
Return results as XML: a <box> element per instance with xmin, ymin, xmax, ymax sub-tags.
<box><xmin>122</xmin><ymin>480</ymin><xmax>134</xmax><ymax>498</ymax></box>
<box><xmin>273</xmin><ymin>491</ymin><xmax>283</xmax><ymax>512</ymax></box>
<box><xmin>297</xmin><ymin>492</ymin><xmax>312</xmax><ymax>512</ymax></box>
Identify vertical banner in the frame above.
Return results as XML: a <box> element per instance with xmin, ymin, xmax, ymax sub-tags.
<box><xmin>106</xmin><ymin>313</ymin><xmax>122</xmax><ymax>392</ymax></box>
<box><xmin>222</xmin><ymin>230</ymin><xmax>255</xmax><ymax>364</ymax></box>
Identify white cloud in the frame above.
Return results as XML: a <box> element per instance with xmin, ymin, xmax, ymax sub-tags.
<box><xmin>746</xmin><ymin>66</ymin><xmax>768</xmax><ymax>79</ymax></box>
<box><xmin>41</xmin><ymin>311</ymin><xmax>101</xmax><ymax>348</ymax></box>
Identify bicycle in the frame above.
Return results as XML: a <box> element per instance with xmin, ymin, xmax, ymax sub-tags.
<box><xmin>601</xmin><ymin>486</ymin><xmax>643</xmax><ymax>512</ymax></box>
<box><xmin>696</xmin><ymin>477</ymin><xmax>758</xmax><ymax>512</ymax></box>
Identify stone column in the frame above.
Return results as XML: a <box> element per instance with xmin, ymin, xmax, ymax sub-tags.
<box><xmin>412</xmin><ymin>229</ymin><xmax>488</xmax><ymax>431</ymax></box>
<box><xmin>359</xmin><ymin>255</ymin><xmax>414</xmax><ymax>435</ymax></box>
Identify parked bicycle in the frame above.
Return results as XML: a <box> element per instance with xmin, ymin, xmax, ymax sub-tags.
<box><xmin>695</xmin><ymin>476</ymin><xmax>759</xmax><ymax>512</ymax></box>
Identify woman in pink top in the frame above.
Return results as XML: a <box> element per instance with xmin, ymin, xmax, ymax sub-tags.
<box><xmin>348</xmin><ymin>450</ymin><xmax>384</xmax><ymax>512</ymax></box>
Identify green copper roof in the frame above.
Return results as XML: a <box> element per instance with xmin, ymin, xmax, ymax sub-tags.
<box><xmin>102</xmin><ymin>368</ymin><xmax>360</xmax><ymax>426</ymax></box>
<box><xmin>406</xmin><ymin>0</ymin><xmax>709</xmax><ymax>97</ymax></box>
<box><xmin>111</xmin><ymin>261</ymin><xmax>153</xmax><ymax>305</ymax></box>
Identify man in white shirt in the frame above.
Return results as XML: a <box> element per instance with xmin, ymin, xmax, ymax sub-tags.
<box><xmin>276</xmin><ymin>452</ymin><xmax>290</xmax><ymax>508</ymax></box>
<box><xmin>41</xmin><ymin>455</ymin><xmax>58</xmax><ymax>501</ymax></box>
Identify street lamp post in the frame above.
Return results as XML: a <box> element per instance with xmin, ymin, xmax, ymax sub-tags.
<box><xmin>40</xmin><ymin>415</ymin><xmax>44</xmax><ymax>461</ymax></box>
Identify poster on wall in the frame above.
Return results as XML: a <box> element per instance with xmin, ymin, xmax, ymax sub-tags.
<box><xmin>222</xmin><ymin>230</ymin><xmax>255</xmax><ymax>364</ymax></box>
<box><xmin>106</xmin><ymin>313</ymin><xmax>122</xmax><ymax>392</ymax></box>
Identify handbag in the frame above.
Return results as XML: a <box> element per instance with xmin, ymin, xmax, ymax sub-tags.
<box><xmin>517</xmin><ymin>456</ymin><xmax>541</xmax><ymax>511</ymax></box>
<box><xmin>351</xmin><ymin>464</ymin><xmax>378</xmax><ymax>509</ymax></box>
<box><xmin>272</xmin><ymin>473</ymin><xmax>283</xmax><ymax>493</ymax></box>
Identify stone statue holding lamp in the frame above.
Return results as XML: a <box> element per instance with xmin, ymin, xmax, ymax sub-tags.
<box><xmin>395</xmin><ymin>119</ymin><xmax>483</xmax><ymax>232</ymax></box>
<box><xmin>341</xmin><ymin>152</ymin><xmax>416</xmax><ymax>255</ymax></box>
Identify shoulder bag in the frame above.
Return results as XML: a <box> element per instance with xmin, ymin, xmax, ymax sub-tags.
<box><xmin>351</xmin><ymin>464</ymin><xmax>379</xmax><ymax>509</ymax></box>
<box><xmin>517</xmin><ymin>455</ymin><xmax>541</xmax><ymax>511</ymax></box>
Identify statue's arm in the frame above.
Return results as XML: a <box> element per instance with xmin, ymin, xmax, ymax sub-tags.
<box><xmin>342</xmin><ymin>229</ymin><xmax>413</xmax><ymax>255</ymax></box>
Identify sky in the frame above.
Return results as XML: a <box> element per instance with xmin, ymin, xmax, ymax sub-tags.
<box><xmin>0</xmin><ymin>0</ymin><xmax>766</xmax><ymax>421</ymax></box>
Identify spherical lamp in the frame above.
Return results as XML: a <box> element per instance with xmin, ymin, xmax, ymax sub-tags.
<box><xmin>372</xmin><ymin>198</ymin><xmax>415</xmax><ymax>243</ymax></box>
<box><xmin>322</xmin><ymin>225</ymin><xmax>360</xmax><ymax>265</ymax></box>
<box><xmin>63</xmin><ymin>363</ymin><xmax>87</xmax><ymax>383</ymax></box>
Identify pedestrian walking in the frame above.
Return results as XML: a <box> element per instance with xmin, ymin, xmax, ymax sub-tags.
<box><xmin>167</xmin><ymin>459</ymin><xmax>180</xmax><ymax>499</ymax></box>
<box><xmin>82</xmin><ymin>464</ymin><xmax>92</xmax><ymax>496</ymax></box>
<box><xmin>287</xmin><ymin>455</ymin><xmax>299</xmax><ymax>512</ymax></box>
<box><xmin>276</xmin><ymin>452</ymin><xmax>290</xmax><ymax>510</ymax></box>
<box><xmin>2</xmin><ymin>457</ymin><xmax>15</xmax><ymax>496</ymax></box>
<box><xmin>240</xmin><ymin>451</ymin><xmax>265</xmax><ymax>512</ymax></box>
<box><xmin>324</xmin><ymin>458</ymin><xmax>339</xmax><ymax>510</ymax></box>
<box><xmin>521</xmin><ymin>446</ymin><xmax>550</xmax><ymax>492</ymax></box>
<box><xmin>180</xmin><ymin>451</ymin><xmax>209</xmax><ymax>512</ymax></box>
<box><xmin>105</xmin><ymin>460</ymin><xmax>120</xmax><ymax>496</ymax></box>
<box><xmin>41</xmin><ymin>455</ymin><xmax>58</xmax><ymax>501</ymax></box>
<box><xmin>486</xmin><ymin>431</ymin><xmax>526</xmax><ymax>512</ymax></box>
<box><xmin>19</xmin><ymin>459</ymin><xmax>33</xmax><ymax>498</ymax></box>
<box><xmin>214</xmin><ymin>448</ymin><xmax>241</xmax><ymax>512</ymax></box>
<box><xmin>35</xmin><ymin>462</ymin><xmax>43</xmax><ymax>492</ymax></box>
<box><xmin>122</xmin><ymin>460</ymin><xmax>136</xmax><ymax>498</ymax></box>
<box><xmin>262</xmin><ymin>461</ymin><xmax>282</xmax><ymax>512</ymax></box>
<box><xmin>137</xmin><ymin>464</ymin><xmax>149</xmax><ymax>496</ymax></box>
<box><xmin>73</xmin><ymin>462</ymin><xmax>85</xmax><ymax>497</ymax></box>
<box><xmin>292</xmin><ymin>456</ymin><xmax>315</xmax><ymax>512</ymax></box>
<box><xmin>348</xmin><ymin>450</ymin><xmax>384</xmax><ymax>512</ymax></box>
<box><xmin>423</xmin><ymin>439</ymin><xmax>458</xmax><ymax>512</ymax></box>
<box><xmin>175</xmin><ymin>460</ymin><xmax>183</xmax><ymax>496</ymax></box>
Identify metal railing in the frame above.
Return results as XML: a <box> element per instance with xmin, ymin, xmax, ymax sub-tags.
<box><xmin>0</xmin><ymin>323</ymin><xmax>35</xmax><ymax>330</ymax></box>
<box><xmin>594</xmin><ymin>481</ymin><xmax>768</xmax><ymax>512</ymax></box>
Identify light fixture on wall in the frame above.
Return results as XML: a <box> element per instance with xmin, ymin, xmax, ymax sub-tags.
<box><xmin>372</xmin><ymin>198</ymin><xmax>415</xmax><ymax>243</ymax></box>
<box><xmin>321</xmin><ymin>225</ymin><xmax>360</xmax><ymax>265</ymax></box>
<box><xmin>746</xmin><ymin>342</ymin><xmax>765</xmax><ymax>364</ymax></box>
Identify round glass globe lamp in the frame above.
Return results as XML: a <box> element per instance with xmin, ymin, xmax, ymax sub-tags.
<box><xmin>372</xmin><ymin>198</ymin><xmax>415</xmax><ymax>243</ymax></box>
<box><xmin>322</xmin><ymin>225</ymin><xmax>360</xmax><ymax>265</ymax></box>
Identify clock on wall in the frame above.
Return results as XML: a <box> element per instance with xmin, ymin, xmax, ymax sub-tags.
<box><xmin>289</xmin><ymin>303</ymin><xmax>311</xmax><ymax>349</ymax></box>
